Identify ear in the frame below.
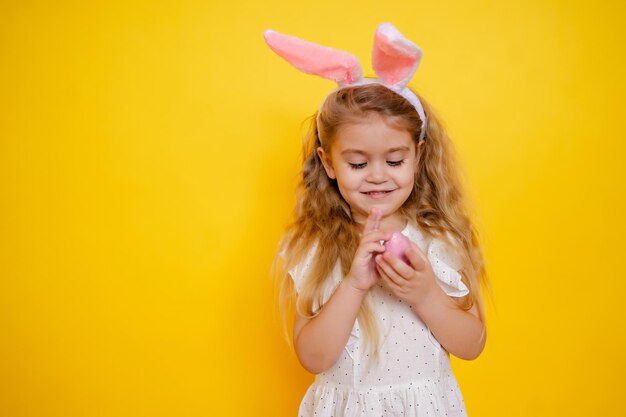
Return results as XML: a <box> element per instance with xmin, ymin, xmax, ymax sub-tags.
<box><xmin>264</xmin><ymin>29</ymin><xmax>363</xmax><ymax>86</ymax></box>
<box><xmin>316</xmin><ymin>147</ymin><xmax>336</xmax><ymax>179</ymax></box>
<box><xmin>372</xmin><ymin>23</ymin><xmax>423</xmax><ymax>89</ymax></box>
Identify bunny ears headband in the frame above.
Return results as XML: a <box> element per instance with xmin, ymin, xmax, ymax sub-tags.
<box><xmin>263</xmin><ymin>23</ymin><xmax>427</xmax><ymax>141</ymax></box>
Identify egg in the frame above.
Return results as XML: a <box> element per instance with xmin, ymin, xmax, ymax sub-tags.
<box><xmin>383</xmin><ymin>232</ymin><xmax>411</xmax><ymax>264</ymax></box>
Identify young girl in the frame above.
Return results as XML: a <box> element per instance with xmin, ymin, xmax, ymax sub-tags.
<box><xmin>266</xmin><ymin>23</ymin><xmax>489</xmax><ymax>417</ymax></box>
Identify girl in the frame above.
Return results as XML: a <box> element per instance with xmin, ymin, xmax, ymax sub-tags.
<box><xmin>266</xmin><ymin>23</ymin><xmax>489</xmax><ymax>417</ymax></box>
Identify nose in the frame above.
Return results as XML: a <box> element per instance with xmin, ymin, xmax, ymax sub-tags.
<box><xmin>366</xmin><ymin>161</ymin><xmax>387</xmax><ymax>183</ymax></box>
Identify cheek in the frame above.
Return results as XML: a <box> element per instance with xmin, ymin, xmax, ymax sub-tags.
<box><xmin>397</xmin><ymin>166</ymin><xmax>417</xmax><ymax>186</ymax></box>
<box><xmin>337</xmin><ymin>168</ymin><xmax>363</xmax><ymax>188</ymax></box>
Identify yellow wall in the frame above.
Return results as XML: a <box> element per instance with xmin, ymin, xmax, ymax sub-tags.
<box><xmin>1</xmin><ymin>1</ymin><xmax>624</xmax><ymax>416</ymax></box>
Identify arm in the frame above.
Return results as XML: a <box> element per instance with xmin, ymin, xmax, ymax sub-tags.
<box><xmin>293</xmin><ymin>208</ymin><xmax>390</xmax><ymax>374</ymax></box>
<box><xmin>375</xmin><ymin>245</ymin><xmax>486</xmax><ymax>361</ymax></box>
<box><xmin>412</xmin><ymin>286</ymin><xmax>486</xmax><ymax>360</ymax></box>
<box><xmin>293</xmin><ymin>279</ymin><xmax>367</xmax><ymax>374</ymax></box>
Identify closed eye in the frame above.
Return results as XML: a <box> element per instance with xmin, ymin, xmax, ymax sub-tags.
<box><xmin>349</xmin><ymin>163</ymin><xmax>367</xmax><ymax>170</ymax></box>
<box><xmin>349</xmin><ymin>160</ymin><xmax>405</xmax><ymax>170</ymax></box>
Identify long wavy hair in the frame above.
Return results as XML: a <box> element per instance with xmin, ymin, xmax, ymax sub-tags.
<box><xmin>272</xmin><ymin>83</ymin><xmax>490</xmax><ymax>359</ymax></box>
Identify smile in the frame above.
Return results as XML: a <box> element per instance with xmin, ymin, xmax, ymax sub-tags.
<box><xmin>362</xmin><ymin>190</ymin><xmax>394</xmax><ymax>199</ymax></box>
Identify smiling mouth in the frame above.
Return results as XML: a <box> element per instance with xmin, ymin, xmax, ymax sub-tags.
<box><xmin>362</xmin><ymin>190</ymin><xmax>394</xmax><ymax>196</ymax></box>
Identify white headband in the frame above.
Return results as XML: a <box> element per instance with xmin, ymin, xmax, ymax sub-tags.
<box><xmin>263</xmin><ymin>23</ymin><xmax>428</xmax><ymax>142</ymax></box>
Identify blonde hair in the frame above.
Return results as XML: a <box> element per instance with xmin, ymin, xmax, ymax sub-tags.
<box><xmin>272</xmin><ymin>84</ymin><xmax>491</xmax><ymax>359</ymax></box>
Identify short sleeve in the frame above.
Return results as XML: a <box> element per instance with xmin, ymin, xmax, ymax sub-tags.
<box><xmin>281</xmin><ymin>241</ymin><xmax>319</xmax><ymax>295</ymax></box>
<box><xmin>426</xmin><ymin>235</ymin><xmax>469</xmax><ymax>298</ymax></box>
<box><xmin>280</xmin><ymin>241</ymin><xmax>341</xmax><ymax>313</ymax></box>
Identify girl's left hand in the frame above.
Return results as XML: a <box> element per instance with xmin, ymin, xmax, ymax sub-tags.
<box><xmin>374</xmin><ymin>242</ymin><xmax>440</xmax><ymax>307</ymax></box>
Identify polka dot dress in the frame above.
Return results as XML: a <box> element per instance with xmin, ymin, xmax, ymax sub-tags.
<box><xmin>288</xmin><ymin>222</ymin><xmax>470</xmax><ymax>417</ymax></box>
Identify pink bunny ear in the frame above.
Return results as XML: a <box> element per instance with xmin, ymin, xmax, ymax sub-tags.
<box><xmin>264</xmin><ymin>29</ymin><xmax>363</xmax><ymax>85</ymax></box>
<box><xmin>372</xmin><ymin>23</ymin><xmax>423</xmax><ymax>88</ymax></box>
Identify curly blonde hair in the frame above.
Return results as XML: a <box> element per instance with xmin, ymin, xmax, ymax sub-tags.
<box><xmin>272</xmin><ymin>84</ymin><xmax>490</xmax><ymax>358</ymax></box>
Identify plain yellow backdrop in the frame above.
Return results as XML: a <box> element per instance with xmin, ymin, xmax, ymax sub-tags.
<box><xmin>1</xmin><ymin>0</ymin><xmax>625</xmax><ymax>416</ymax></box>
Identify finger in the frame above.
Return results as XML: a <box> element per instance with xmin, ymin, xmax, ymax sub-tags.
<box><xmin>375</xmin><ymin>264</ymin><xmax>388</xmax><ymax>282</ymax></box>
<box><xmin>375</xmin><ymin>254</ymin><xmax>406</xmax><ymax>284</ymax></box>
<box><xmin>377</xmin><ymin>263</ymin><xmax>402</xmax><ymax>291</ymax></box>
<box><xmin>361</xmin><ymin>230</ymin><xmax>392</xmax><ymax>245</ymax></box>
<box><xmin>381</xmin><ymin>251</ymin><xmax>414</xmax><ymax>279</ymax></box>
<box><xmin>363</xmin><ymin>208</ymin><xmax>382</xmax><ymax>234</ymax></box>
<box><xmin>376</xmin><ymin>262</ymin><xmax>390</xmax><ymax>282</ymax></box>
<box><xmin>406</xmin><ymin>242</ymin><xmax>427</xmax><ymax>271</ymax></box>
<box><xmin>356</xmin><ymin>241</ymin><xmax>387</xmax><ymax>259</ymax></box>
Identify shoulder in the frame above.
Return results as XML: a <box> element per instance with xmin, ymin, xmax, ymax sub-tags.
<box><xmin>404</xmin><ymin>222</ymin><xmax>461</xmax><ymax>266</ymax></box>
<box><xmin>402</xmin><ymin>221</ymin><xmax>429</xmax><ymax>252</ymax></box>
<box><xmin>282</xmin><ymin>239</ymin><xmax>342</xmax><ymax>313</ymax></box>
<box><xmin>281</xmin><ymin>240</ymin><xmax>320</xmax><ymax>294</ymax></box>
<box><xmin>404</xmin><ymin>222</ymin><xmax>469</xmax><ymax>298</ymax></box>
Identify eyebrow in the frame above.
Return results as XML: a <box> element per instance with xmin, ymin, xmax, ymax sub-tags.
<box><xmin>340</xmin><ymin>146</ymin><xmax>411</xmax><ymax>156</ymax></box>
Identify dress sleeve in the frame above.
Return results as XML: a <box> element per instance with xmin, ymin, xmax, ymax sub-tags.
<box><xmin>426</xmin><ymin>235</ymin><xmax>469</xmax><ymax>298</ymax></box>
<box><xmin>280</xmin><ymin>241</ymin><xmax>341</xmax><ymax>313</ymax></box>
<box><xmin>282</xmin><ymin>241</ymin><xmax>319</xmax><ymax>295</ymax></box>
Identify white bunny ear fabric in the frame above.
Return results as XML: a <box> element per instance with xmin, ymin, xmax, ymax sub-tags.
<box><xmin>263</xmin><ymin>29</ymin><xmax>363</xmax><ymax>86</ymax></box>
<box><xmin>372</xmin><ymin>23</ymin><xmax>423</xmax><ymax>89</ymax></box>
<box><xmin>371</xmin><ymin>23</ymin><xmax>428</xmax><ymax>141</ymax></box>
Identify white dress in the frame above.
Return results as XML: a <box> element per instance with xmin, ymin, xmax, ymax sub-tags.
<box><xmin>288</xmin><ymin>222</ymin><xmax>470</xmax><ymax>417</ymax></box>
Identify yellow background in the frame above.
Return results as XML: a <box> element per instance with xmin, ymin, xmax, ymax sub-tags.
<box><xmin>1</xmin><ymin>1</ymin><xmax>625</xmax><ymax>416</ymax></box>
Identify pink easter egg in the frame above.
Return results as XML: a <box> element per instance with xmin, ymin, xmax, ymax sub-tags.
<box><xmin>383</xmin><ymin>232</ymin><xmax>411</xmax><ymax>264</ymax></box>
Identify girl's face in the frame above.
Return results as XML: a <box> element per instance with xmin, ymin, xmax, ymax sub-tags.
<box><xmin>317</xmin><ymin>112</ymin><xmax>423</xmax><ymax>228</ymax></box>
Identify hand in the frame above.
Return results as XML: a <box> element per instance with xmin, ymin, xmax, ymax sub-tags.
<box><xmin>374</xmin><ymin>241</ymin><xmax>440</xmax><ymax>307</ymax></box>
<box><xmin>343</xmin><ymin>208</ymin><xmax>391</xmax><ymax>293</ymax></box>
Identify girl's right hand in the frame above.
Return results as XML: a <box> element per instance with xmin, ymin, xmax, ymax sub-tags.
<box><xmin>344</xmin><ymin>208</ymin><xmax>391</xmax><ymax>293</ymax></box>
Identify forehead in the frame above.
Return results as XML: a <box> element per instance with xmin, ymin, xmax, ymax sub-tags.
<box><xmin>331</xmin><ymin>113</ymin><xmax>415</xmax><ymax>155</ymax></box>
